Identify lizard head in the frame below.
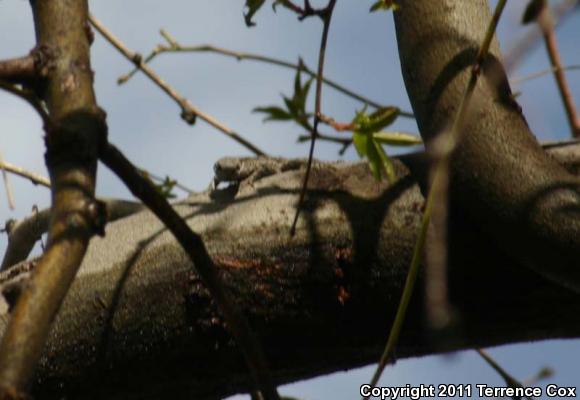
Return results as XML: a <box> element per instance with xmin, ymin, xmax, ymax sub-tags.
<box><xmin>213</xmin><ymin>157</ymin><xmax>243</xmax><ymax>183</ymax></box>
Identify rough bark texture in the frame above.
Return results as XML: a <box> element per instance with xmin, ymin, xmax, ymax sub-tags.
<box><xmin>0</xmin><ymin>0</ymin><xmax>106</xmax><ymax>396</ymax></box>
<box><xmin>0</xmin><ymin>144</ymin><xmax>578</xmax><ymax>399</ymax></box>
<box><xmin>1</xmin><ymin>0</ymin><xmax>579</xmax><ymax>399</ymax></box>
<box><xmin>394</xmin><ymin>0</ymin><xmax>580</xmax><ymax>291</ymax></box>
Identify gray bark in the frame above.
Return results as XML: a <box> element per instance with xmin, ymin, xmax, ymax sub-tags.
<box><xmin>1</xmin><ymin>0</ymin><xmax>579</xmax><ymax>398</ymax></box>
<box><xmin>395</xmin><ymin>0</ymin><xmax>580</xmax><ymax>291</ymax></box>
<box><xmin>0</xmin><ymin>143</ymin><xmax>578</xmax><ymax>399</ymax></box>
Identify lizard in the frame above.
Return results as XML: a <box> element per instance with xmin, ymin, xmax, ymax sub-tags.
<box><xmin>211</xmin><ymin>156</ymin><xmax>306</xmax><ymax>193</ymax></box>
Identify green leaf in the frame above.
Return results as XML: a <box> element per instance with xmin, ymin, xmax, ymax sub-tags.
<box><xmin>156</xmin><ymin>176</ymin><xmax>177</xmax><ymax>199</ymax></box>
<box><xmin>293</xmin><ymin>67</ymin><xmax>302</xmax><ymax>99</ymax></box>
<box><xmin>370</xmin><ymin>0</ymin><xmax>401</xmax><ymax>13</ymax></box>
<box><xmin>373</xmin><ymin>138</ymin><xmax>397</xmax><ymax>183</ymax></box>
<box><xmin>352</xmin><ymin>106</ymin><xmax>400</xmax><ymax>134</ymax></box>
<box><xmin>352</xmin><ymin>105</ymin><xmax>370</xmax><ymax>129</ymax></box>
<box><xmin>359</xmin><ymin>106</ymin><xmax>400</xmax><ymax>133</ymax></box>
<box><xmin>283</xmin><ymin>96</ymin><xmax>299</xmax><ymax>117</ymax></box>
<box><xmin>296</xmin><ymin>78</ymin><xmax>314</xmax><ymax>112</ymax></box>
<box><xmin>253</xmin><ymin>106</ymin><xmax>293</xmax><ymax>121</ymax></box>
<box><xmin>373</xmin><ymin>131</ymin><xmax>423</xmax><ymax>146</ymax></box>
<box><xmin>352</xmin><ymin>106</ymin><xmax>403</xmax><ymax>182</ymax></box>
<box><xmin>256</xmin><ymin>69</ymin><xmax>313</xmax><ymax>128</ymax></box>
<box><xmin>139</xmin><ymin>170</ymin><xmax>178</xmax><ymax>199</ymax></box>
<box><xmin>353</xmin><ymin>130</ymin><xmax>368</xmax><ymax>158</ymax></box>
<box><xmin>244</xmin><ymin>0</ymin><xmax>266</xmax><ymax>27</ymax></box>
<box><xmin>365</xmin><ymin>133</ymin><xmax>383</xmax><ymax>180</ymax></box>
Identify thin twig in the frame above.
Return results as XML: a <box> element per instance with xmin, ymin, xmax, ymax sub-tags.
<box><xmin>290</xmin><ymin>0</ymin><xmax>337</xmax><ymax>236</ymax></box>
<box><xmin>318</xmin><ymin>113</ymin><xmax>355</xmax><ymax>131</ymax></box>
<box><xmin>537</xmin><ymin>3</ymin><xmax>580</xmax><ymax>137</ymax></box>
<box><xmin>0</xmin><ymin>80</ymin><xmax>51</xmax><ymax>210</ymax></box>
<box><xmin>297</xmin><ymin>132</ymin><xmax>352</xmax><ymax>155</ymax></box>
<box><xmin>0</xmin><ymin>79</ymin><xmax>50</xmax><ymax>125</ymax></box>
<box><xmin>88</xmin><ymin>15</ymin><xmax>267</xmax><ymax>156</ymax></box>
<box><xmin>505</xmin><ymin>0</ymin><xmax>578</xmax><ymax>72</ymax></box>
<box><xmin>100</xmin><ymin>143</ymin><xmax>280</xmax><ymax>400</ymax></box>
<box><xmin>523</xmin><ymin>367</ymin><xmax>554</xmax><ymax>386</ymax></box>
<box><xmin>363</xmin><ymin>181</ymin><xmax>433</xmax><ymax>393</ymax></box>
<box><xmin>422</xmin><ymin>0</ymin><xmax>509</xmax><ymax>332</ymax></box>
<box><xmin>282</xmin><ymin>0</ymin><xmax>330</xmax><ymax>20</ymax></box>
<box><xmin>1</xmin><ymin>199</ymin><xmax>144</xmax><ymax>271</ymax></box>
<box><xmin>276</xmin><ymin>0</ymin><xmax>305</xmax><ymax>15</ymax></box>
<box><xmin>476</xmin><ymin>349</ymin><xmax>533</xmax><ymax>400</ymax></box>
<box><xmin>364</xmin><ymin>0</ymin><xmax>509</xmax><ymax>393</ymax></box>
<box><xmin>511</xmin><ymin>64</ymin><xmax>580</xmax><ymax>85</ymax></box>
<box><xmin>297</xmin><ymin>132</ymin><xmax>351</xmax><ymax>145</ymax></box>
<box><xmin>118</xmin><ymin>34</ymin><xmax>413</xmax><ymax>118</ymax></box>
<box><xmin>0</xmin><ymin>151</ymin><xmax>16</xmax><ymax>210</ymax></box>
<box><xmin>0</xmin><ymin>157</ymin><xmax>193</xmax><ymax>196</ymax></box>
<box><xmin>0</xmin><ymin>160</ymin><xmax>50</xmax><ymax>187</ymax></box>
<box><xmin>141</xmin><ymin>169</ymin><xmax>195</xmax><ymax>195</ymax></box>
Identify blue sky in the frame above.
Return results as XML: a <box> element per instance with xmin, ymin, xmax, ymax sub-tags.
<box><xmin>0</xmin><ymin>1</ymin><xmax>579</xmax><ymax>399</ymax></box>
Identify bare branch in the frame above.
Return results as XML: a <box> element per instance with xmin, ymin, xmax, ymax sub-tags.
<box><xmin>535</xmin><ymin>2</ymin><xmax>580</xmax><ymax>137</ymax></box>
<box><xmin>291</xmin><ymin>0</ymin><xmax>337</xmax><ymax>235</ymax></box>
<box><xmin>0</xmin><ymin>142</ymin><xmax>578</xmax><ymax>399</ymax></box>
<box><xmin>505</xmin><ymin>0</ymin><xmax>578</xmax><ymax>71</ymax></box>
<box><xmin>1</xmin><ymin>199</ymin><xmax>144</xmax><ymax>271</ymax></box>
<box><xmin>511</xmin><ymin>64</ymin><xmax>580</xmax><ymax>85</ymax></box>
<box><xmin>0</xmin><ymin>150</ymin><xmax>16</xmax><ymax>210</ymax></box>
<box><xmin>476</xmin><ymin>349</ymin><xmax>532</xmax><ymax>399</ymax></box>
<box><xmin>118</xmin><ymin>36</ymin><xmax>413</xmax><ymax>117</ymax></box>
<box><xmin>0</xmin><ymin>0</ymin><xmax>105</xmax><ymax>396</ymax></box>
<box><xmin>0</xmin><ymin>55</ymin><xmax>36</xmax><ymax>83</ymax></box>
<box><xmin>366</xmin><ymin>1</ymin><xmax>511</xmax><ymax>392</ymax></box>
<box><xmin>395</xmin><ymin>0</ymin><xmax>580</xmax><ymax>291</ymax></box>
<box><xmin>0</xmin><ymin>160</ymin><xmax>50</xmax><ymax>188</ymax></box>
<box><xmin>89</xmin><ymin>15</ymin><xmax>267</xmax><ymax>157</ymax></box>
<box><xmin>0</xmin><ymin>80</ymin><xmax>50</xmax><ymax>125</ymax></box>
<box><xmin>99</xmin><ymin>143</ymin><xmax>280</xmax><ymax>400</ymax></box>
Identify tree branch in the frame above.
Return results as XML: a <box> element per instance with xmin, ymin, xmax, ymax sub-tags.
<box><xmin>88</xmin><ymin>15</ymin><xmax>267</xmax><ymax>157</ymax></box>
<box><xmin>291</xmin><ymin>0</ymin><xmax>337</xmax><ymax>235</ymax></box>
<box><xmin>117</xmin><ymin>35</ymin><xmax>413</xmax><ymax>117</ymax></box>
<box><xmin>99</xmin><ymin>143</ymin><xmax>280</xmax><ymax>400</ymax></box>
<box><xmin>0</xmin><ymin>160</ymin><xmax>50</xmax><ymax>188</ymax></box>
<box><xmin>394</xmin><ymin>0</ymin><xmax>580</xmax><ymax>292</ymax></box>
<box><xmin>504</xmin><ymin>0</ymin><xmax>578</xmax><ymax>71</ymax></box>
<box><xmin>1</xmin><ymin>199</ymin><xmax>144</xmax><ymax>271</ymax></box>
<box><xmin>0</xmin><ymin>143</ymin><xmax>578</xmax><ymax>399</ymax></box>
<box><xmin>0</xmin><ymin>0</ymin><xmax>105</xmax><ymax>396</ymax></box>
<box><xmin>0</xmin><ymin>55</ymin><xmax>36</xmax><ymax>83</ymax></box>
<box><xmin>536</xmin><ymin>2</ymin><xmax>580</xmax><ymax>137</ymax></box>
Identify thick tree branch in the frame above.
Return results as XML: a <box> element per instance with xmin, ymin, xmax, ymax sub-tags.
<box><xmin>394</xmin><ymin>0</ymin><xmax>580</xmax><ymax>292</ymax></box>
<box><xmin>1</xmin><ymin>2</ymin><xmax>578</xmax><ymax>399</ymax></box>
<box><xmin>0</xmin><ymin>143</ymin><xmax>578</xmax><ymax>399</ymax></box>
<box><xmin>1</xmin><ymin>199</ymin><xmax>144</xmax><ymax>271</ymax></box>
<box><xmin>0</xmin><ymin>0</ymin><xmax>105</xmax><ymax>396</ymax></box>
<box><xmin>0</xmin><ymin>55</ymin><xmax>36</xmax><ymax>84</ymax></box>
<box><xmin>99</xmin><ymin>143</ymin><xmax>280</xmax><ymax>400</ymax></box>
